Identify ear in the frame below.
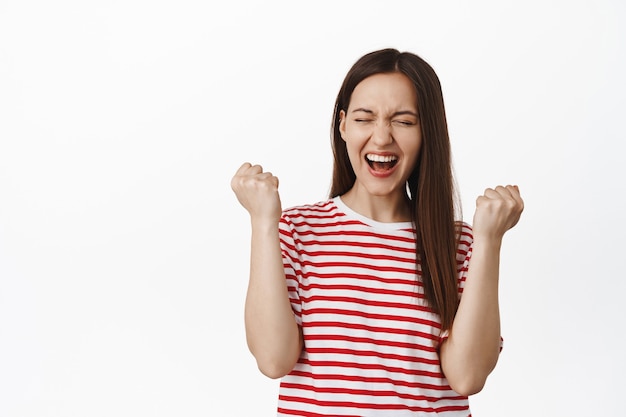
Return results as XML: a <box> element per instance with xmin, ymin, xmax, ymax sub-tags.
<box><xmin>339</xmin><ymin>110</ymin><xmax>346</xmax><ymax>141</ymax></box>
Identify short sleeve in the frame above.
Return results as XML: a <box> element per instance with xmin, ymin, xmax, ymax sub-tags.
<box><xmin>279</xmin><ymin>214</ymin><xmax>303</xmax><ymax>326</ymax></box>
<box><xmin>456</xmin><ymin>222</ymin><xmax>473</xmax><ymax>294</ymax></box>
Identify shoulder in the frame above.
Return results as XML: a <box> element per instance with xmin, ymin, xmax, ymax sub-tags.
<box><xmin>280</xmin><ymin>198</ymin><xmax>357</xmax><ymax>240</ymax></box>
<box><xmin>281</xmin><ymin>198</ymin><xmax>340</xmax><ymax>224</ymax></box>
<box><xmin>279</xmin><ymin>199</ymin><xmax>340</xmax><ymax>245</ymax></box>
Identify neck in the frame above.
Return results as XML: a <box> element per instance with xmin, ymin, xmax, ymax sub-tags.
<box><xmin>341</xmin><ymin>185</ymin><xmax>411</xmax><ymax>223</ymax></box>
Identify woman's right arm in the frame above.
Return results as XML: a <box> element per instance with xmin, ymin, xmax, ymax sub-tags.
<box><xmin>231</xmin><ymin>162</ymin><xmax>303</xmax><ymax>379</ymax></box>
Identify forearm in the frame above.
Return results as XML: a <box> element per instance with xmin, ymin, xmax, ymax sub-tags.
<box><xmin>245</xmin><ymin>219</ymin><xmax>302</xmax><ymax>379</ymax></box>
<box><xmin>440</xmin><ymin>237</ymin><xmax>502</xmax><ymax>395</ymax></box>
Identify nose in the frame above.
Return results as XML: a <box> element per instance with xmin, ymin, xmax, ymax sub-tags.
<box><xmin>371</xmin><ymin>121</ymin><xmax>393</xmax><ymax>146</ymax></box>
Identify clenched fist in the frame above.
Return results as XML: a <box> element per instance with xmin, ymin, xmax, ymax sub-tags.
<box><xmin>231</xmin><ymin>162</ymin><xmax>282</xmax><ymax>224</ymax></box>
<box><xmin>472</xmin><ymin>185</ymin><xmax>524</xmax><ymax>241</ymax></box>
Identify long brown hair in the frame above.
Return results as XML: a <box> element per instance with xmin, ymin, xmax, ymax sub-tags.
<box><xmin>329</xmin><ymin>48</ymin><xmax>461</xmax><ymax>331</ymax></box>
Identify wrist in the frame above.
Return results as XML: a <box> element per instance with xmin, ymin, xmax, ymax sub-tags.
<box><xmin>250</xmin><ymin>216</ymin><xmax>280</xmax><ymax>233</ymax></box>
<box><xmin>471</xmin><ymin>233</ymin><xmax>503</xmax><ymax>251</ymax></box>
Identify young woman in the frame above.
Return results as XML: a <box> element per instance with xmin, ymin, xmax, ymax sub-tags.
<box><xmin>231</xmin><ymin>48</ymin><xmax>523</xmax><ymax>416</ymax></box>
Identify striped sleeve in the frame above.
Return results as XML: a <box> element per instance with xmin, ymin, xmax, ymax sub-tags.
<box><xmin>456</xmin><ymin>222</ymin><xmax>473</xmax><ymax>292</ymax></box>
<box><xmin>279</xmin><ymin>214</ymin><xmax>303</xmax><ymax>326</ymax></box>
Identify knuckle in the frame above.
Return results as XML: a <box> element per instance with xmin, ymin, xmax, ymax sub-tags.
<box><xmin>231</xmin><ymin>175</ymin><xmax>242</xmax><ymax>188</ymax></box>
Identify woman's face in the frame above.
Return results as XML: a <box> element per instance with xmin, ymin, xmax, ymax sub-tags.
<box><xmin>339</xmin><ymin>72</ymin><xmax>422</xmax><ymax>200</ymax></box>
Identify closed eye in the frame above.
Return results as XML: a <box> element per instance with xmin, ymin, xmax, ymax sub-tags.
<box><xmin>393</xmin><ymin>120</ymin><xmax>416</xmax><ymax>126</ymax></box>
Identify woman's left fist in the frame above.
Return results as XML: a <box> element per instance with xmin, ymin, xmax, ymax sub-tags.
<box><xmin>472</xmin><ymin>185</ymin><xmax>524</xmax><ymax>240</ymax></box>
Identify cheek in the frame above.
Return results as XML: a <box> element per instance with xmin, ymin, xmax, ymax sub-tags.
<box><xmin>345</xmin><ymin>142</ymin><xmax>363</xmax><ymax>166</ymax></box>
<box><xmin>406</xmin><ymin>154</ymin><xmax>419</xmax><ymax>173</ymax></box>
<box><xmin>344</xmin><ymin>128</ymin><xmax>368</xmax><ymax>158</ymax></box>
<box><xmin>403</xmin><ymin>141</ymin><xmax>422</xmax><ymax>170</ymax></box>
<box><xmin>346</xmin><ymin>123</ymin><xmax>372</xmax><ymax>140</ymax></box>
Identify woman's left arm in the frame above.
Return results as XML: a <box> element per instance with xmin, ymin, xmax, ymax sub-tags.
<box><xmin>440</xmin><ymin>185</ymin><xmax>524</xmax><ymax>396</ymax></box>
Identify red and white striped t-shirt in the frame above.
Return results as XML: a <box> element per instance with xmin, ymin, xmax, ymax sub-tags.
<box><xmin>277</xmin><ymin>196</ymin><xmax>475</xmax><ymax>416</ymax></box>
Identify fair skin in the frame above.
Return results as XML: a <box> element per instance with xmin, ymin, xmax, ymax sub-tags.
<box><xmin>338</xmin><ymin>72</ymin><xmax>421</xmax><ymax>223</ymax></box>
<box><xmin>231</xmin><ymin>72</ymin><xmax>524</xmax><ymax>393</ymax></box>
<box><xmin>440</xmin><ymin>184</ymin><xmax>523</xmax><ymax>395</ymax></box>
<box><xmin>230</xmin><ymin>162</ymin><xmax>302</xmax><ymax>378</ymax></box>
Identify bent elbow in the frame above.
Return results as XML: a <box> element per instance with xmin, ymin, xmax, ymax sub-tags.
<box><xmin>441</xmin><ymin>345</ymin><xmax>499</xmax><ymax>397</ymax></box>
<box><xmin>257</xmin><ymin>360</ymin><xmax>293</xmax><ymax>379</ymax></box>
<box><xmin>253</xmin><ymin>346</ymin><xmax>300</xmax><ymax>380</ymax></box>
<box><xmin>449</xmin><ymin>376</ymin><xmax>487</xmax><ymax>397</ymax></box>
<box><xmin>247</xmin><ymin>326</ymin><xmax>303</xmax><ymax>380</ymax></box>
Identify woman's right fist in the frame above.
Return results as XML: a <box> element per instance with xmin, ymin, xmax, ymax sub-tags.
<box><xmin>231</xmin><ymin>162</ymin><xmax>282</xmax><ymax>223</ymax></box>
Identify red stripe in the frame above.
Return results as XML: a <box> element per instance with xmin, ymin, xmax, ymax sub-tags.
<box><xmin>299</xmin><ymin>250</ymin><xmax>416</xmax><ymax>265</ymax></box>
<box><xmin>301</xmin><ymin>272</ymin><xmax>424</xmax><ymax>287</ymax></box>
<box><xmin>302</xmin><ymin>321</ymin><xmax>440</xmax><ymax>341</ymax></box>
<box><xmin>278</xmin><ymin>407</ymin><xmax>360</xmax><ymax>417</ymax></box>
<box><xmin>285</xmin><ymin>211</ymin><xmax>346</xmax><ymax>220</ymax></box>
<box><xmin>279</xmin><ymin>395</ymin><xmax>469</xmax><ymax>412</ymax></box>
<box><xmin>300</xmin><ymin>295</ymin><xmax>431</xmax><ymax>313</ymax></box>
<box><xmin>294</xmin><ymin>228</ymin><xmax>416</xmax><ymax>244</ymax></box>
<box><xmin>286</xmin><ymin>369</ymin><xmax>450</xmax><ymax>390</ymax></box>
<box><xmin>283</xmin><ymin>201</ymin><xmax>335</xmax><ymax>213</ymax></box>
<box><xmin>303</xmin><ymin>307</ymin><xmax>440</xmax><ymax>329</ymax></box>
<box><xmin>305</xmin><ymin>333</ymin><xmax>437</xmax><ymax>352</ymax></box>
<box><xmin>304</xmin><ymin>347</ymin><xmax>439</xmax><ymax>365</ymax></box>
<box><xmin>299</xmin><ymin>283</ymin><xmax>423</xmax><ymax>299</ymax></box>
<box><xmin>289</xmin><ymin>218</ymin><xmax>367</xmax><ymax>228</ymax></box>
<box><xmin>299</xmin><ymin>260</ymin><xmax>416</xmax><ymax>274</ymax></box>
<box><xmin>298</xmin><ymin>359</ymin><xmax>443</xmax><ymax>379</ymax></box>
<box><xmin>280</xmin><ymin>382</ymin><xmax>463</xmax><ymax>402</ymax></box>
<box><xmin>293</xmin><ymin>237</ymin><xmax>417</xmax><ymax>253</ymax></box>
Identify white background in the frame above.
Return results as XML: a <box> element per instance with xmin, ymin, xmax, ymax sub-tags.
<box><xmin>1</xmin><ymin>1</ymin><xmax>625</xmax><ymax>416</ymax></box>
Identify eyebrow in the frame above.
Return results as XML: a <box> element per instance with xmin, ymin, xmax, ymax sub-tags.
<box><xmin>351</xmin><ymin>108</ymin><xmax>419</xmax><ymax>118</ymax></box>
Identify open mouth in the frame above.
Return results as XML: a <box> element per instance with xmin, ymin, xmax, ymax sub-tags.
<box><xmin>366</xmin><ymin>153</ymin><xmax>398</xmax><ymax>172</ymax></box>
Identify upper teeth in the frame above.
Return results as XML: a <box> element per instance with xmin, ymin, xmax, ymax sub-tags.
<box><xmin>366</xmin><ymin>154</ymin><xmax>397</xmax><ymax>162</ymax></box>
